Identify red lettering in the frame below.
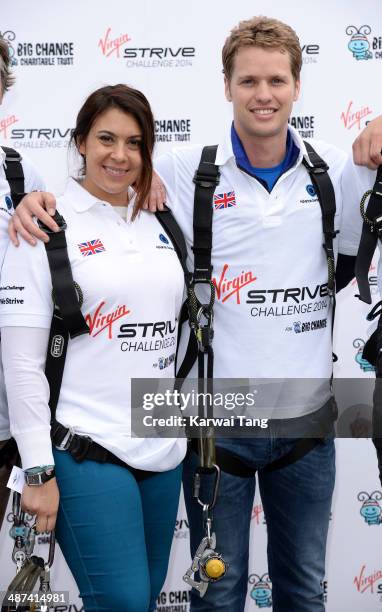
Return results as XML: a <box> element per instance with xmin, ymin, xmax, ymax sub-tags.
<box><xmin>213</xmin><ymin>264</ymin><xmax>257</xmax><ymax>304</ymax></box>
<box><xmin>341</xmin><ymin>101</ymin><xmax>373</xmax><ymax>130</ymax></box>
<box><xmin>354</xmin><ymin>564</ymin><xmax>382</xmax><ymax>593</ymax></box>
<box><xmin>85</xmin><ymin>302</ymin><xmax>130</xmax><ymax>339</ymax></box>
<box><xmin>0</xmin><ymin>115</ymin><xmax>18</xmax><ymax>139</ymax></box>
<box><xmin>98</xmin><ymin>27</ymin><xmax>131</xmax><ymax>58</ymax></box>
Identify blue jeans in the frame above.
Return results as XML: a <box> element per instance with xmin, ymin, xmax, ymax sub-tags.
<box><xmin>53</xmin><ymin>450</ymin><xmax>182</xmax><ymax>612</ymax></box>
<box><xmin>183</xmin><ymin>436</ymin><xmax>335</xmax><ymax>612</ymax></box>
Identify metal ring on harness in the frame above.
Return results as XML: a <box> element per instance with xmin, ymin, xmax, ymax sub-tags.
<box><xmin>360</xmin><ymin>189</ymin><xmax>375</xmax><ymax>226</ymax></box>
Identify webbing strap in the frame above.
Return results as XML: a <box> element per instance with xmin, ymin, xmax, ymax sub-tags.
<box><xmin>43</xmin><ymin>216</ymin><xmax>89</xmax><ymax>340</ymax></box>
<box><xmin>302</xmin><ymin>142</ymin><xmax>337</xmax><ymax>360</ymax></box>
<box><xmin>155</xmin><ymin>206</ymin><xmax>190</xmax><ymax>280</ymax></box>
<box><xmin>41</xmin><ymin>214</ymin><xmax>89</xmax><ymax>419</ymax></box>
<box><xmin>192</xmin><ymin>145</ymin><xmax>219</xmax><ymax>281</ymax></box>
<box><xmin>302</xmin><ymin>141</ymin><xmax>337</xmax><ymax>294</ymax></box>
<box><xmin>2</xmin><ymin>146</ymin><xmax>25</xmax><ymax>207</ymax></box>
<box><xmin>355</xmin><ymin>165</ymin><xmax>382</xmax><ymax>304</ymax></box>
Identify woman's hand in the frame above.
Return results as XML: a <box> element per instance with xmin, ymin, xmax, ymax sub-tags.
<box><xmin>9</xmin><ymin>191</ymin><xmax>58</xmax><ymax>246</ymax></box>
<box><xmin>142</xmin><ymin>171</ymin><xmax>167</xmax><ymax>212</ymax></box>
<box><xmin>21</xmin><ymin>478</ymin><xmax>60</xmax><ymax>533</ymax></box>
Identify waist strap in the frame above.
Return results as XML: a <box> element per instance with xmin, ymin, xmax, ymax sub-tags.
<box><xmin>51</xmin><ymin>420</ymin><xmax>155</xmax><ymax>481</ymax></box>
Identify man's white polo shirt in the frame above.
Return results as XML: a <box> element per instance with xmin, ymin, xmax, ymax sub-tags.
<box><xmin>0</xmin><ymin>178</ymin><xmax>186</xmax><ymax>470</ymax></box>
<box><xmin>155</xmin><ymin>126</ymin><xmax>368</xmax><ymax>417</ymax></box>
<box><xmin>0</xmin><ymin>147</ymin><xmax>44</xmax><ymax>442</ymax></box>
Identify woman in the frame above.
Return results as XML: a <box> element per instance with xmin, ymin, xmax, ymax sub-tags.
<box><xmin>0</xmin><ymin>84</ymin><xmax>186</xmax><ymax>612</ymax></box>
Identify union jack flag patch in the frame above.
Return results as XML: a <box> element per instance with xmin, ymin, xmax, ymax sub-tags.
<box><xmin>78</xmin><ymin>239</ymin><xmax>106</xmax><ymax>257</ymax></box>
<box><xmin>213</xmin><ymin>191</ymin><xmax>237</xmax><ymax>210</ymax></box>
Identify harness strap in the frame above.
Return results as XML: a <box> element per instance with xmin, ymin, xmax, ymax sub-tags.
<box><xmin>2</xmin><ymin>146</ymin><xmax>25</xmax><ymax>207</ymax></box>
<box><xmin>0</xmin><ymin>437</ymin><xmax>18</xmax><ymax>469</ymax></box>
<box><xmin>192</xmin><ymin>145</ymin><xmax>219</xmax><ymax>281</ymax></box>
<box><xmin>40</xmin><ymin>213</ymin><xmax>89</xmax><ymax>420</ymax></box>
<box><xmin>302</xmin><ymin>141</ymin><xmax>338</xmax><ymax>295</ymax></box>
<box><xmin>355</xmin><ymin>165</ymin><xmax>382</xmax><ymax>304</ymax></box>
<box><xmin>51</xmin><ymin>420</ymin><xmax>154</xmax><ymax>479</ymax></box>
<box><xmin>302</xmin><ymin>141</ymin><xmax>338</xmax><ymax>362</ymax></box>
<box><xmin>155</xmin><ymin>205</ymin><xmax>190</xmax><ymax>281</ymax></box>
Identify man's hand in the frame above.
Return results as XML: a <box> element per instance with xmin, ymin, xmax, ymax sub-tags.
<box><xmin>21</xmin><ymin>478</ymin><xmax>59</xmax><ymax>533</ymax></box>
<box><xmin>142</xmin><ymin>171</ymin><xmax>167</xmax><ymax>212</ymax></box>
<box><xmin>353</xmin><ymin>115</ymin><xmax>382</xmax><ymax>169</ymax></box>
<box><xmin>9</xmin><ymin>191</ymin><xmax>58</xmax><ymax>246</ymax></box>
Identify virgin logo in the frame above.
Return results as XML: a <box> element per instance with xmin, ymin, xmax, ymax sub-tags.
<box><xmin>251</xmin><ymin>503</ymin><xmax>264</xmax><ymax>525</ymax></box>
<box><xmin>98</xmin><ymin>27</ymin><xmax>131</xmax><ymax>58</ymax></box>
<box><xmin>0</xmin><ymin>114</ymin><xmax>18</xmax><ymax>139</ymax></box>
<box><xmin>213</xmin><ymin>264</ymin><xmax>257</xmax><ymax>304</ymax></box>
<box><xmin>86</xmin><ymin>302</ymin><xmax>130</xmax><ymax>339</ymax></box>
<box><xmin>341</xmin><ymin>101</ymin><xmax>373</xmax><ymax>130</ymax></box>
<box><xmin>354</xmin><ymin>565</ymin><xmax>382</xmax><ymax>593</ymax></box>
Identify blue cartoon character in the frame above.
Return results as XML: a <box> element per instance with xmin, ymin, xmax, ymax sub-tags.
<box><xmin>249</xmin><ymin>573</ymin><xmax>272</xmax><ymax>608</ymax></box>
<box><xmin>358</xmin><ymin>491</ymin><xmax>382</xmax><ymax>525</ymax></box>
<box><xmin>346</xmin><ymin>26</ymin><xmax>373</xmax><ymax>60</ymax></box>
<box><xmin>353</xmin><ymin>338</ymin><xmax>375</xmax><ymax>372</ymax></box>
<box><xmin>293</xmin><ymin>321</ymin><xmax>301</xmax><ymax>334</ymax></box>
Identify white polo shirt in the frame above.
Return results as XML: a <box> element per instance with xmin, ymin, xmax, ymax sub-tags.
<box><xmin>155</xmin><ymin>126</ymin><xmax>368</xmax><ymax>417</ymax></box>
<box><xmin>0</xmin><ymin>146</ymin><xmax>45</xmax><ymax>442</ymax></box>
<box><xmin>0</xmin><ymin>178</ymin><xmax>186</xmax><ymax>470</ymax></box>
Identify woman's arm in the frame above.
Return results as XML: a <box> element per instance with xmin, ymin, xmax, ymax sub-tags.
<box><xmin>1</xmin><ymin>326</ymin><xmax>59</xmax><ymax>532</ymax></box>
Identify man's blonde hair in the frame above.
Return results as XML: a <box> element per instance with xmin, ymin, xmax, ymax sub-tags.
<box><xmin>222</xmin><ymin>16</ymin><xmax>302</xmax><ymax>82</ymax></box>
<box><xmin>0</xmin><ymin>37</ymin><xmax>15</xmax><ymax>93</ymax></box>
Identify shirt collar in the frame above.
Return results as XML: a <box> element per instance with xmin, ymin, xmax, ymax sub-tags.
<box><xmin>0</xmin><ymin>147</ymin><xmax>5</xmax><ymax>166</ymax></box>
<box><xmin>216</xmin><ymin>123</ymin><xmax>310</xmax><ymax>170</ymax></box>
<box><xmin>63</xmin><ymin>177</ymin><xmax>135</xmax><ymax>213</ymax></box>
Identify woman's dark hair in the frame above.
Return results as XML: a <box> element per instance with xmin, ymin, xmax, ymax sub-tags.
<box><xmin>71</xmin><ymin>84</ymin><xmax>154</xmax><ymax>218</ymax></box>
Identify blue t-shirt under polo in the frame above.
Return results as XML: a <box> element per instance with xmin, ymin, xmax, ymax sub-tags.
<box><xmin>231</xmin><ymin>124</ymin><xmax>300</xmax><ymax>191</ymax></box>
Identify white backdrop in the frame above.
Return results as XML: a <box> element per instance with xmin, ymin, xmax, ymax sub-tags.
<box><xmin>1</xmin><ymin>1</ymin><xmax>382</xmax><ymax>610</ymax></box>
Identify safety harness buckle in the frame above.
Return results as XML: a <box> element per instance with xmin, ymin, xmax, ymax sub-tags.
<box><xmin>37</xmin><ymin>210</ymin><xmax>67</xmax><ymax>234</ymax></box>
<box><xmin>53</xmin><ymin>425</ymin><xmax>75</xmax><ymax>451</ymax></box>
<box><xmin>372</xmin><ymin>213</ymin><xmax>382</xmax><ymax>237</ymax></box>
<box><xmin>193</xmin><ymin>168</ymin><xmax>221</xmax><ymax>189</ymax></box>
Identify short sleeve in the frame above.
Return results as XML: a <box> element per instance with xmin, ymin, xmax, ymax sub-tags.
<box><xmin>0</xmin><ymin>234</ymin><xmax>53</xmax><ymax>329</ymax></box>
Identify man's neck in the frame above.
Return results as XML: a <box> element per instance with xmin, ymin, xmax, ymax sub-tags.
<box><xmin>235</xmin><ymin>125</ymin><xmax>288</xmax><ymax>168</ymax></box>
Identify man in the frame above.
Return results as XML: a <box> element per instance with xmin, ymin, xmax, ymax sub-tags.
<box><xmin>7</xmin><ymin>16</ymin><xmax>382</xmax><ymax>612</ymax></box>
<box><xmin>0</xmin><ymin>35</ymin><xmax>45</xmax><ymax>528</ymax></box>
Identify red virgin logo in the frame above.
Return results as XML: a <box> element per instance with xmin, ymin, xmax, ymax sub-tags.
<box><xmin>98</xmin><ymin>27</ymin><xmax>131</xmax><ymax>58</ymax></box>
<box><xmin>85</xmin><ymin>302</ymin><xmax>130</xmax><ymax>339</ymax></box>
<box><xmin>340</xmin><ymin>101</ymin><xmax>373</xmax><ymax>130</ymax></box>
<box><xmin>0</xmin><ymin>114</ymin><xmax>18</xmax><ymax>139</ymax></box>
<box><xmin>213</xmin><ymin>264</ymin><xmax>257</xmax><ymax>304</ymax></box>
<box><xmin>354</xmin><ymin>565</ymin><xmax>382</xmax><ymax>594</ymax></box>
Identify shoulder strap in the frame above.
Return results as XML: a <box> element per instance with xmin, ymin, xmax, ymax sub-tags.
<box><xmin>192</xmin><ymin>145</ymin><xmax>220</xmax><ymax>281</ymax></box>
<box><xmin>1</xmin><ymin>147</ymin><xmax>25</xmax><ymax>207</ymax></box>
<box><xmin>302</xmin><ymin>141</ymin><xmax>338</xmax><ymax>295</ymax></box>
<box><xmin>355</xmin><ymin>165</ymin><xmax>382</xmax><ymax>304</ymax></box>
<box><xmin>155</xmin><ymin>205</ymin><xmax>190</xmax><ymax>281</ymax></box>
<box><xmin>176</xmin><ymin>146</ymin><xmax>220</xmax><ymax>381</ymax></box>
<box><xmin>39</xmin><ymin>213</ymin><xmax>89</xmax><ymax>420</ymax></box>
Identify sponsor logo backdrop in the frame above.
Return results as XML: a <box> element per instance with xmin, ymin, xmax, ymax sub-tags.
<box><xmin>1</xmin><ymin>0</ymin><xmax>382</xmax><ymax>610</ymax></box>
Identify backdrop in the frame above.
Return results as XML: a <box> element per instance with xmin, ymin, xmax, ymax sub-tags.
<box><xmin>1</xmin><ymin>1</ymin><xmax>382</xmax><ymax>610</ymax></box>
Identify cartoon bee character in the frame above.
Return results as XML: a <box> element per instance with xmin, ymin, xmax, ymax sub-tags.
<box><xmin>346</xmin><ymin>25</ymin><xmax>373</xmax><ymax>60</ymax></box>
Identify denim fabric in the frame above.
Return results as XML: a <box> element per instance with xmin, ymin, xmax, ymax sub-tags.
<box><xmin>53</xmin><ymin>450</ymin><xmax>182</xmax><ymax>612</ymax></box>
<box><xmin>183</xmin><ymin>436</ymin><xmax>335</xmax><ymax>612</ymax></box>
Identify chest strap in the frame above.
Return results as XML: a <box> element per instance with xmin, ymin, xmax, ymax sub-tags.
<box><xmin>355</xmin><ymin>165</ymin><xmax>382</xmax><ymax>304</ymax></box>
